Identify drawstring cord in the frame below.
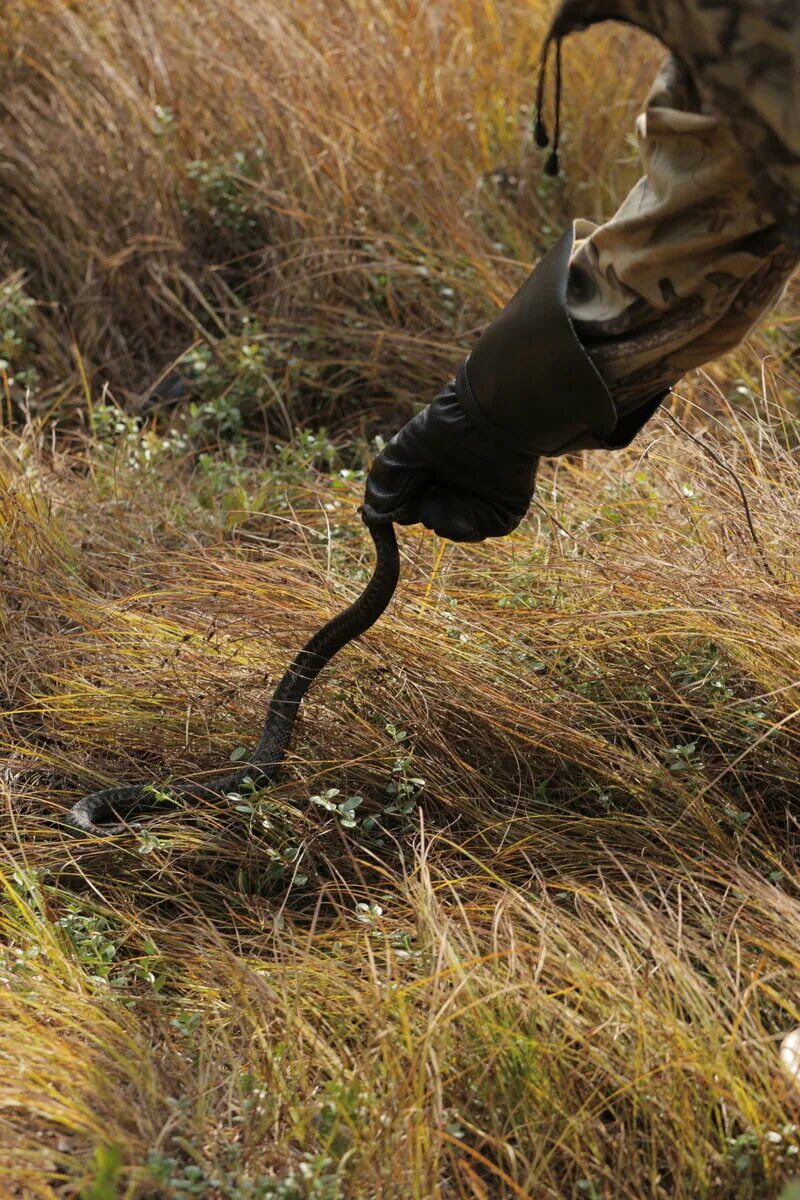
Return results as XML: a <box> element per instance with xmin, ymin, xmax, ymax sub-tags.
<box><xmin>534</xmin><ymin>31</ymin><xmax>563</xmax><ymax>177</ymax></box>
<box><xmin>534</xmin><ymin>35</ymin><xmax>551</xmax><ymax>148</ymax></box>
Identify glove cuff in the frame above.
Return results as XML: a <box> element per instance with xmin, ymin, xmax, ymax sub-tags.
<box><xmin>454</xmin><ymin>362</ymin><xmax>538</xmax><ymax>459</ymax></box>
<box><xmin>463</xmin><ymin>226</ymin><xmax>620</xmax><ymax>456</ymax></box>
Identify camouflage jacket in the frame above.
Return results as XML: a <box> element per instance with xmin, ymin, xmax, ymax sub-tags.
<box><xmin>547</xmin><ymin>0</ymin><xmax>800</xmax><ymax>245</ymax></box>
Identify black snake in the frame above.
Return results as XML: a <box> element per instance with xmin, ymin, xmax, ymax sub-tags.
<box><xmin>64</xmin><ymin>519</ymin><xmax>399</xmax><ymax>835</ymax></box>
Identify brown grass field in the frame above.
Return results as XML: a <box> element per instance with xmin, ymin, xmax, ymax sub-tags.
<box><xmin>1</xmin><ymin>2</ymin><xmax>800</xmax><ymax>1197</ymax></box>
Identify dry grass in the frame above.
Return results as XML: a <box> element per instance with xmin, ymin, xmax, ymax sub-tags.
<box><xmin>1</xmin><ymin>0</ymin><xmax>661</xmax><ymax>421</ymax></box>
<box><xmin>1</xmin><ymin>1</ymin><xmax>800</xmax><ymax>1198</ymax></box>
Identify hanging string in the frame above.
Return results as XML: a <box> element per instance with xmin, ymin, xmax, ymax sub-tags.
<box><xmin>545</xmin><ymin>36</ymin><xmax>563</xmax><ymax>176</ymax></box>
<box><xmin>534</xmin><ymin>33</ymin><xmax>553</xmax><ymax>149</ymax></box>
<box><xmin>533</xmin><ymin>29</ymin><xmax>564</xmax><ymax>176</ymax></box>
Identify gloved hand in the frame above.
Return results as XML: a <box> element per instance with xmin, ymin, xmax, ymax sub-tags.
<box><xmin>362</xmin><ymin>374</ymin><xmax>539</xmax><ymax>541</ymax></box>
<box><xmin>363</xmin><ymin>228</ymin><xmax>656</xmax><ymax>542</ymax></box>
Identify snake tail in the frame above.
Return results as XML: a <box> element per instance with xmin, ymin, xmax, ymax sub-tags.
<box><xmin>64</xmin><ymin>521</ymin><xmax>399</xmax><ymax>836</ymax></box>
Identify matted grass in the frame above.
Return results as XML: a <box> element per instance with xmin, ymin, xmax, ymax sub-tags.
<box><xmin>2</xmin><ymin>381</ymin><xmax>800</xmax><ymax>1198</ymax></box>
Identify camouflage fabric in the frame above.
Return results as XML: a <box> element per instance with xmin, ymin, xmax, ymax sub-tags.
<box><xmin>542</xmin><ymin>0</ymin><xmax>800</xmax><ymax>419</ymax></box>
<box><xmin>549</xmin><ymin>0</ymin><xmax>800</xmax><ymax>242</ymax></box>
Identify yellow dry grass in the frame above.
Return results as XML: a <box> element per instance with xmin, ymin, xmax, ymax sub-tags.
<box><xmin>1</xmin><ymin>2</ymin><xmax>800</xmax><ymax>1199</ymax></box>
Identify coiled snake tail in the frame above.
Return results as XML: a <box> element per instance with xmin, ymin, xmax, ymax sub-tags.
<box><xmin>64</xmin><ymin>519</ymin><xmax>400</xmax><ymax>836</ymax></box>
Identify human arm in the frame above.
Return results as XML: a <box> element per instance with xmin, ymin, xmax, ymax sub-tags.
<box><xmin>363</xmin><ymin>54</ymin><xmax>798</xmax><ymax>540</ymax></box>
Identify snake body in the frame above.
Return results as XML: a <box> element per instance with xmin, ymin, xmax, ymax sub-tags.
<box><xmin>65</xmin><ymin>521</ymin><xmax>399</xmax><ymax>835</ymax></box>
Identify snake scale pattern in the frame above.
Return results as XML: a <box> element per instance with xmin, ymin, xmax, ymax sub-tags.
<box><xmin>65</xmin><ymin>521</ymin><xmax>400</xmax><ymax>836</ymax></box>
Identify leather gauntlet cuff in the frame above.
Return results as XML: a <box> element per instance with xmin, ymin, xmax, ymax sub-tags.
<box><xmin>460</xmin><ymin>227</ymin><xmax>664</xmax><ymax>456</ymax></box>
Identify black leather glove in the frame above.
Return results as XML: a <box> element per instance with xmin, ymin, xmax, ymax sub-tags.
<box><xmin>363</xmin><ymin>375</ymin><xmax>539</xmax><ymax>541</ymax></box>
<box><xmin>363</xmin><ymin>228</ymin><xmax>665</xmax><ymax>542</ymax></box>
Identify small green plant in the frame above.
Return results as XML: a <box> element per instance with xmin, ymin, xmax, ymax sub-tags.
<box><xmin>136</xmin><ymin>828</ymin><xmax>169</xmax><ymax>856</ymax></box>
<box><xmin>185</xmin><ymin>147</ymin><xmax>265</xmax><ymax>243</ymax></box>
<box><xmin>55</xmin><ymin>910</ymin><xmax>122</xmax><ymax>985</ymax></box>
<box><xmin>354</xmin><ymin>901</ymin><xmax>383</xmax><ymax>925</ymax></box>
<box><xmin>91</xmin><ymin>397</ymin><xmax>189</xmax><ymax>468</ymax></box>
<box><xmin>181</xmin><ymin>344</ymin><xmax>246</xmax><ymax>440</ymax></box>
<box><xmin>718</xmin><ymin>1124</ymin><xmax>800</xmax><ymax>1188</ymax></box>
<box><xmin>383</xmin><ymin>723</ymin><xmax>425</xmax><ymax>821</ymax></box>
<box><xmin>671</xmin><ymin>640</ymin><xmax>734</xmax><ymax>701</ymax></box>
<box><xmin>309</xmin><ymin>787</ymin><xmax>363</xmax><ymax>829</ymax></box>
<box><xmin>720</xmin><ymin>802</ymin><xmax>752</xmax><ymax>832</ymax></box>
<box><xmin>145</xmin><ymin>1148</ymin><xmax>341</xmax><ymax>1198</ymax></box>
<box><xmin>0</xmin><ymin>273</ymin><xmax>39</xmax><ymax>395</ymax></box>
<box><xmin>79</xmin><ymin>1144</ymin><xmax>122</xmax><ymax>1200</ymax></box>
<box><xmin>305</xmin><ymin>727</ymin><xmax>426</xmax><ymax>840</ymax></box>
<box><xmin>273</xmin><ymin>427</ymin><xmax>339</xmax><ymax>481</ymax></box>
<box><xmin>146</xmin><ymin>1153</ymin><xmax>211</xmax><ymax>1196</ymax></box>
<box><xmin>55</xmin><ymin>908</ymin><xmax>167</xmax><ymax>994</ymax></box>
<box><xmin>726</xmin><ymin>1129</ymin><xmax>763</xmax><ymax>1176</ymax></box>
<box><xmin>180</xmin><ymin>323</ymin><xmax>330</xmax><ymax>442</ymax></box>
<box><xmin>663</xmin><ymin>741</ymin><xmax>702</xmax><ymax>772</ymax></box>
<box><xmin>170</xmin><ymin>1009</ymin><xmax>202</xmax><ymax>1038</ymax></box>
<box><xmin>226</xmin><ymin>782</ymin><xmax>310</xmax><ymax>888</ymax></box>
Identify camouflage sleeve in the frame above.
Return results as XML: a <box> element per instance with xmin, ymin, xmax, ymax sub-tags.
<box><xmin>565</xmin><ymin>53</ymin><xmax>799</xmax><ymax>422</ymax></box>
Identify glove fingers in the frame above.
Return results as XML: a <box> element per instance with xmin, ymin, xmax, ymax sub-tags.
<box><xmin>362</xmin><ymin>394</ymin><xmax>536</xmax><ymax>541</ymax></box>
<box><xmin>362</xmin><ymin>432</ymin><xmax>431</xmax><ymax>524</ymax></box>
<box><xmin>417</xmin><ymin>486</ymin><xmax>525</xmax><ymax>542</ymax></box>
